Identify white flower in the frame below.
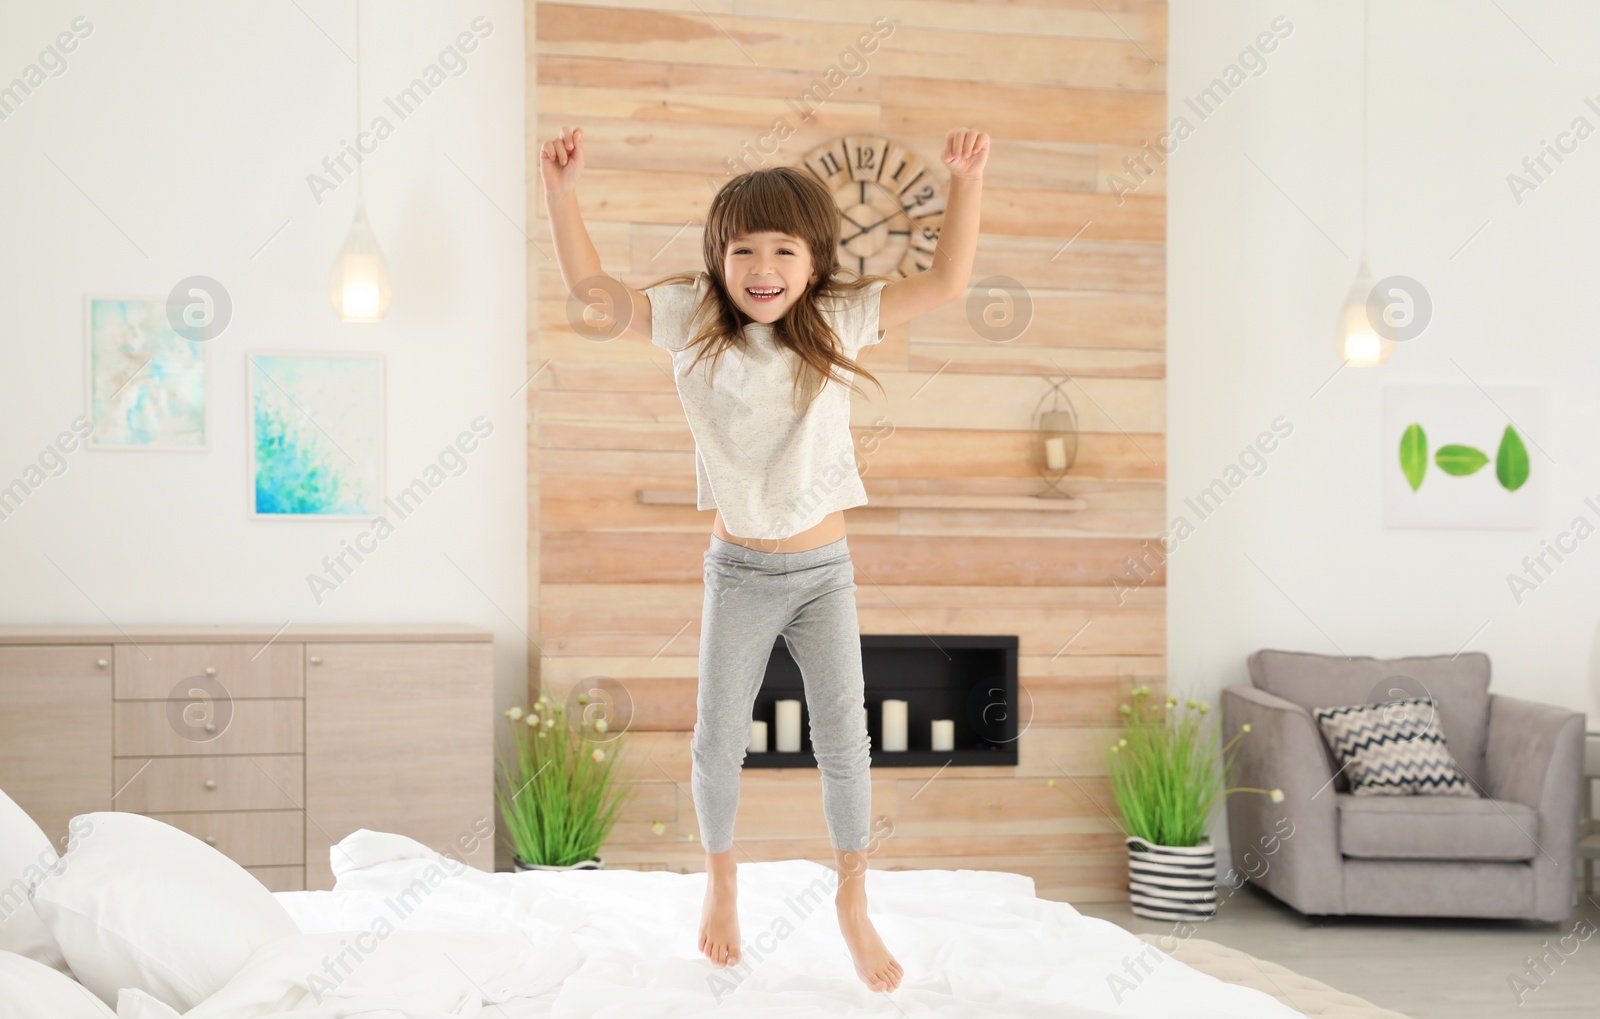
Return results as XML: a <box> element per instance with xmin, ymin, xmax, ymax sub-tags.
<box><xmin>1270</xmin><ymin>788</ymin><xmax>1285</xmax><ymax>803</ymax></box>
<box><xmin>594</xmin><ymin>718</ymin><xmax>608</xmax><ymax>734</ymax></box>
<box><xmin>591</xmin><ymin>748</ymin><xmax>606</xmax><ymax>762</ymax></box>
<box><xmin>651</xmin><ymin>821</ymin><xmax>665</xmax><ymax>835</ymax></box>
<box><xmin>506</xmin><ymin>706</ymin><xmax>523</xmax><ymax>721</ymax></box>
<box><xmin>1242</xmin><ymin>723</ymin><xmax>1252</xmax><ymax>733</ymax></box>
<box><xmin>545</xmin><ymin>717</ymin><xmax>555</xmax><ymax>728</ymax></box>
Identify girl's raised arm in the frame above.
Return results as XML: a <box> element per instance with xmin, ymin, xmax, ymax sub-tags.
<box><xmin>877</xmin><ymin>127</ymin><xmax>989</xmax><ymax>330</ymax></box>
<box><xmin>541</xmin><ymin>126</ymin><xmax>653</xmax><ymax>341</ymax></box>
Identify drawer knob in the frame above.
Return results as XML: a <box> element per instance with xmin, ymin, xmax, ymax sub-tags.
<box><xmin>309</xmin><ymin>655</ymin><xmax>323</xmax><ymax>666</ymax></box>
<box><xmin>204</xmin><ymin>666</ymin><xmax>217</xmax><ymax>676</ymax></box>
<box><xmin>204</xmin><ymin>779</ymin><xmax>217</xmax><ymax>790</ymax></box>
<box><xmin>204</xmin><ymin>723</ymin><xmax>216</xmax><ymax>733</ymax></box>
<box><xmin>205</xmin><ymin>835</ymin><xmax>217</xmax><ymax>845</ymax></box>
<box><xmin>96</xmin><ymin>658</ymin><xmax>109</xmax><ymax>669</ymax></box>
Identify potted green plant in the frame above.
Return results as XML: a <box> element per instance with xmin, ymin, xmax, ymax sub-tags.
<box><xmin>497</xmin><ymin>691</ymin><xmax>636</xmax><ymax>871</ymax></box>
<box><xmin>1104</xmin><ymin>686</ymin><xmax>1281</xmax><ymax>921</ymax></box>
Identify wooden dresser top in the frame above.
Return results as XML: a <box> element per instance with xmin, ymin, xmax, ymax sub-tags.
<box><xmin>0</xmin><ymin>623</ymin><xmax>494</xmax><ymax>644</ymax></box>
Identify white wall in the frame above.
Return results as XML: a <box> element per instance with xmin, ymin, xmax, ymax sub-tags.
<box><xmin>0</xmin><ymin>0</ymin><xmax>528</xmax><ymax>859</ymax></box>
<box><xmin>1168</xmin><ymin>0</ymin><xmax>1600</xmax><ymax>746</ymax></box>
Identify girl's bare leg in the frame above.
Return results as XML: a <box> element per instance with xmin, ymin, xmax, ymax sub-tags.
<box><xmin>698</xmin><ymin>848</ymin><xmax>741</xmax><ymax>966</ymax></box>
<box><xmin>833</xmin><ymin>847</ymin><xmax>903</xmax><ymax>992</ymax></box>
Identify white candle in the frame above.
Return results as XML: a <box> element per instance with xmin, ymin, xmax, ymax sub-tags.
<box><xmin>931</xmin><ymin>719</ymin><xmax>955</xmax><ymax>752</ymax></box>
<box><xmin>881</xmin><ymin>699</ymin><xmax>908</xmax><ymax>752</ymax></box>
<box><xmin>748</xmin><ymin>720</ymin><xmax>768</xmax><ymax>753</ymax></box>
<box><xmin>775</xmin><ymin>699</ymin><xmax>801</xmax><ymax>753</ymax></box>
<box><xmin>1045</xmin><ymin>436</ymin><xmax>1067</xmax><ymax>471</ymax></box>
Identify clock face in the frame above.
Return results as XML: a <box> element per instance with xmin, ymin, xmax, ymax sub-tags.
<box><xmin>802</xmin><ymin>135</ymin><xmax>946</xmax><ymax>280</ymax></box>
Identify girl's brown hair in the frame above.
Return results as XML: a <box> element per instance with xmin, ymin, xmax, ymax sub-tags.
<box><xmin>643</xmin><ymin>165</ymin><xmax>894</xmax><ymax>413</ymax></box>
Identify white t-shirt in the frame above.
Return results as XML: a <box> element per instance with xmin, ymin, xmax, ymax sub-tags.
<box><xmin>644</xmin><ymin>274</ymin><xmax>887</xmax><ymax>540</ymax></box>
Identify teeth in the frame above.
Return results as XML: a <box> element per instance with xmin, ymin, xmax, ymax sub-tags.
<box><xmin>748</xmin><ymin>287</ymin><xmax>782</xmax><ymax>295</ymax></box>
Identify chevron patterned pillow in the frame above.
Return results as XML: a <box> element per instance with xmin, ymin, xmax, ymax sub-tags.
<box><xmin>1312</xmin><ymin>697</ymin><xmax>1477</xmax><ymax>797</ymax></box>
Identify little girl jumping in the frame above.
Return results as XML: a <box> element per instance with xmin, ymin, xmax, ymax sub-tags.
<box><xmin>541</xmin><ymin>123</ymin><xmax>988</xmax><ymax>995</ymax></box>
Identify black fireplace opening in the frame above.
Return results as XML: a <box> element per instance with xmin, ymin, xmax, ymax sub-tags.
<box><xmin>742</xmin><ymin>634</ymin><xmax>1020</xmax><ymax>769</ymax></box>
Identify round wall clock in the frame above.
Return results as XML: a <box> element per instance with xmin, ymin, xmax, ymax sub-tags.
<box><xmin>801</xmin><ymin>135</ymin><xmax>946</xmax><ymax>279</ymax></box>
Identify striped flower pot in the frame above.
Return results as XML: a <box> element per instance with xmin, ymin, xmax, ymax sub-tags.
<box><xmin>1125</xmin><ymin>836</ymin><xmax>1217</xmax><ymax>922</ymax></box>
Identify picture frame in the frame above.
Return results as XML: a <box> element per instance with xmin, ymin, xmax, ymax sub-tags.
<box><xmin>84</xmin><ymin>294</ymin><xmax>211</xmax><ymax>451</ymax></box>
<box><xmin>246</xmin><ymin>350</ymin><xmax>385</xmax><ymax>520</ymax></box>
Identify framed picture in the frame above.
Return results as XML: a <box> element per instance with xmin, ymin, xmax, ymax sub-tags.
<box><xmin>247</xmin><ymin>351</ymin><xmax>384</xmax><ymax>519</ymax></box>
<box><xmin>85</xmin><ymin>295</ymin><xmax>210</xmax><ymax>450</ymax></box>
<box><xmin>1381</xmin><ymin>385</ymin><xmax>1544</xmax><ymax>530</ymax></box>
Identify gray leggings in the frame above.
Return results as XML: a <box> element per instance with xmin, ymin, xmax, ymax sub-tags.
<box><xmin>691</xmin><ymin>533</ymin><xmax>872</xmax><ymax>854</ymax></box>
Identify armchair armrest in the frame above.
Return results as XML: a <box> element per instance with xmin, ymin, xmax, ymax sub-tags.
<box><xmin>1221</xmin><ymin>684</ymin><xmax>1344</xmax><ymax>914</ymax></box>
<box><xmin>1486</xmin><ymin>693</ymin><xmax>1585</xmax><ymax>922</ymax></box>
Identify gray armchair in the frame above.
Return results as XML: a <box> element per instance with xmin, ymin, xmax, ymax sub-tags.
<box><xmin>1222</xmin><ymin>648</ymin><xmax>1585</xmax><ymax>923</ymax></box>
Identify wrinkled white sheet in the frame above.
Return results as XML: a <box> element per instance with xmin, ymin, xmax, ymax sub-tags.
<box><xmin>259</xmin><ymin>829</ymin><xmax>1306</xmax><ymax>1019</ymax></box>
<box><xmin>115</xmin><ymin>929</ymin><xmax>575</xmax><ymax>1019</ymax></box>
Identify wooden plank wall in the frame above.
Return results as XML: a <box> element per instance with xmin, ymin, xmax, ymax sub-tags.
<box><xmin>525</xmin><ymin>0</ymin><xmax>1167</xmax><ymax>902</ymax></box>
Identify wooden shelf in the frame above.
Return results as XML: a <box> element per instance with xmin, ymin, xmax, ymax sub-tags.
<box><xmin>636</xmin><ymin>489</ymin><xmax>1085</xmax><ymax>512</ymax></box>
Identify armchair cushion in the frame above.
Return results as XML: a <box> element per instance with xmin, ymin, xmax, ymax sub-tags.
<box><xmin>1247</xmin><ymin>648</ymin><xmax>1492</xmax><ymax>790</ymax></box>
<box><xmin>1337</xmin><ymin>793</ymin><xmax>1539</xmax><ymax>861</ymax></box>
<box><xmin>1313</xmin><ymin>698</ymin><xmax>1476</xmax><ymax>797</ymax></box>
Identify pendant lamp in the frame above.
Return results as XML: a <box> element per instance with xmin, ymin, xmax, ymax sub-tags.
<box><xmin>1335</xmin><ymin>0</ymin><xmax>1389</xmax><ymax>366</ymax></box>
<box><xmin>329</xmin><ymin>0</ymin><xmax>392</xmax><ymax>322</ymax></box>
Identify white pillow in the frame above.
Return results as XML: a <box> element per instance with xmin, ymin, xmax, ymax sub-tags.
<box><xmin>30</xmin><ymin>812</ymin><xmax>299</xmax><ymax>1011</ymax></box>
<box><xmin>0</xmin><ymin>949</ymin><xmax>115</xmax><ymax>1019</ymax></box>
<box><xmin>0</xmin><ymin>787</ymin><xmax>71</xmax><ymax>972</ymax></box>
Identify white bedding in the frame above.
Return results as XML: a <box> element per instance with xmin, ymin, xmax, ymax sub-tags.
<box><xmin>246</xmin><ymin>830</ymin><xmax>1307</xmax><ymax>1019</ymax></box>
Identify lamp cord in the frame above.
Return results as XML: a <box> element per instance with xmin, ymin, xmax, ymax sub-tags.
<box><xmin>355</xmin><ymin>0</ymin><xmax>363</xmax><ymax>201</ymax></box>
<box><xmin>1360</xmin><ymin>0</ymin><xmax>1368</xmax><ymax>257</ymax></box>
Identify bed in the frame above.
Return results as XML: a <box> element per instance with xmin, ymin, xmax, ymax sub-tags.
<box><xmin>8</xmin><ymin>810</ymin><xmax>1410</xmax><ymax>1018</ymax></box>
<box><xmin>268</xmin><ymin>828</ymin><xmax>1321</xmax><ymax>1018</ymax></box>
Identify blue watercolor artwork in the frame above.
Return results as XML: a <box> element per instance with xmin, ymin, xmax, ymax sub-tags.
<box><xmin>249</xmin><ymin>353</ymin><xmax>383</xmax><ymax>517</ymax></box>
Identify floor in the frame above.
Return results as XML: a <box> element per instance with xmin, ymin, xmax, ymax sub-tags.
<box><xmin>1078</xmin><ymin>881</ymin><xmax>1600</xmax><ymax>1019</ymax></box>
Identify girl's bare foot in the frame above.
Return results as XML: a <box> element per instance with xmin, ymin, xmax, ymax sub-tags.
<box><xmin>836</xmin><ymin>899</ymin><xmax>903</xmax><ymax>991</ymax></box>
<box><xmin>698</xmin><ymin>849</ymin><xmax>741</xmax><ymax>967</ymax></box>
<box><xmin>833</xmin><ymin>848</ymin><xmax>903</xmax><ymax>992</ymax></box>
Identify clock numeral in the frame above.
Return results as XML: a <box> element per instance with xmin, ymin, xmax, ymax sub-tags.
<box><xmin>817</xmin><ymin>150</ymin><xmax>843</xmax><ymax>179</ymax></box>
<box><xmin>852</xmin><ymin>146</ymin><xmax>878</xmax><ymax>172</ymax></box>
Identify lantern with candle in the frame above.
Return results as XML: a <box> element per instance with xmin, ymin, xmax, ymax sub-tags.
<box><xmin>1030</xmin><ymin>378</ymin><xmax>1078</xmax><ymax>499</ymax></box>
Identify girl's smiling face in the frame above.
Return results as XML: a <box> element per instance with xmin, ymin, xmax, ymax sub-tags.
<box><xmin>723</xmin><ymin>231</ymin><xmax>818</xmax><ymax>324</ymax></box>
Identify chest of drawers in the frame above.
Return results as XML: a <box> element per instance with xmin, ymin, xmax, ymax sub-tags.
<box><xmin>0</xmin><ymin>624</ymin><xmax>494</xmax><ymax>890</ymax></box>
